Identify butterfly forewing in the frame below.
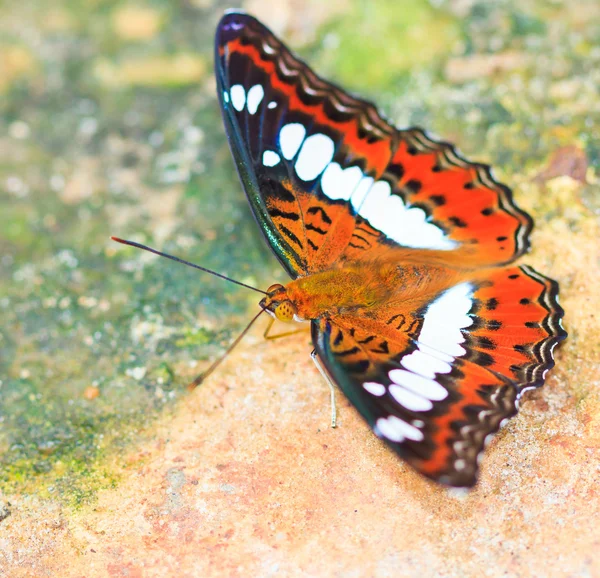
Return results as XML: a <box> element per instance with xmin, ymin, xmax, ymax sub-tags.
<box><xmin>216</xmin><ymin>12</ymin><xmax>532</xmax><ymax>277</ymax></box>
<box><xmin>216</xmin><ymin>12</ymin><xmax>396</xmax><ymax>276</ymax></box>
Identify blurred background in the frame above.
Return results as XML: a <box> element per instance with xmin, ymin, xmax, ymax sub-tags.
<box><xmin>0</xmin><ymin>0</ymin><xmax>598</xmax><ymax>527</ymax></box>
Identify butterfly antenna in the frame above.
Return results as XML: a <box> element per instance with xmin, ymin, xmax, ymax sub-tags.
<box><xmin>111</xmin><ymin>237</ymin><xmax>267</xmax><ymax>295</ymax></box>
<box><xmin>188</xmin><ymin>307</ymin><xmax>266</xmax><ymax>390</ymax></box>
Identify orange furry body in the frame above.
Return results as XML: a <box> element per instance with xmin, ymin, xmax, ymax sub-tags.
<box><xmin>263</xmin><ymin>248</ymin><xmax>483</xmax><ymax>322</ymax></box>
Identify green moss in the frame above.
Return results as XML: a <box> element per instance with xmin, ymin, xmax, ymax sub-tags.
<box><xmin>509</xmin><ymin>12</ymin><xmax>547</xmax><ymax>37</ymax></box>
<box><xmin>316</xmin><ymin>0</ymin><xmax>461</xmax><ymax>90</ymax></box>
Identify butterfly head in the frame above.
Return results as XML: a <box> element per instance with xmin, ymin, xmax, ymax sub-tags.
<box><xmin>260</xmin><ymin>283</ymin><xmax>298</xmax><ymax>322</ymax></box>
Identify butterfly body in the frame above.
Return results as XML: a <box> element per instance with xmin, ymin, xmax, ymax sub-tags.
<box><xmin>216</xmin><ymin>11</ymin><xmax>566</xmax><ymax>487</ymax></box>
<box><xmin>274</xmin><ymin>255</ymin><xmax>462</xmax><ymax>321</ymax></box>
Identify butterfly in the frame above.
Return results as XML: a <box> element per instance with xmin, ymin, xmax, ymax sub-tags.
<box><xmin>205</xmin><ymin>10</ymin><xmax>567</xmax><ymax>488</ymax></box>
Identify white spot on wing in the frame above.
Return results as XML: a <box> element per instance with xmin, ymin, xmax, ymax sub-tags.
<box><xmin>417</xmin><ymin>282</ymin><xmax>474</xmax><ymax>358</ymax></box>
<box><xmin>376</xmin><ymin>416</ymin><xmax>424</xmax><ymax>442</ymax></box>
<box><xmin>295</xmin><ymin>133</ymin><xmax>335</xmax><ymax>181</ymax></box>
<box><xmin>321</xmin><ymin>163</ymin><xmax>363</xmax><ymax>201</ymax></box>
<box><xmin>389</xmin><ymin>369</ymin><xmax>448</xmax><ymax>401</ymax></box>
<box><xmin>389</xmin><ymin>385</ymin><xmax>434</xmax><ymax>412</ymax></box>
<box><xmin>363</xmin><ymin>381</ymin><xmax>386</xmax><ymax>397</ymax></box>
<box><xmin>279</xmin><ymin>123</ymin><xmax>306</xmax><ymax>160</ymax></box>
<box><xmin>230</xmin><ymin>84</ymin><xmax>246</xmax><ymax>112</ymax></box>
<box><xmin>262</xmin><ymin>150</ymin><xmax>281</xmax><ymax>167</ymax></box>
<box><xmin>223</xmin><ymin>91</ymin><xmax>230</xmax><ymax>104</ymax></box>
<box><xmin>455</xmin><ymin>459</ymin><xmax>466</xmax><ymax>471</ymax></box>
<box><xmin>401</xmin><ymin>349</ymin><xmax>452</xmax><ymax>379</ymax></box>
<box><xmin>262</xmin><ymin>42</ymin><xmax>275</xmax><ymax>55</ymax></box>
<box><xmin>359</xmin><ymin>180</ymin><xmax>392</xmax><ymax>218</ymax></box>
<box><xmin>358</xmin><ymin>179</ymin><xmax>457</xmax><ymax>250</ymax></box>
<box><xmin>268</xmin><ymin>101</ymin><xmax>277</xmax><ymax>109</ymax></box>
<box><xmin>246</xmin><ymin>84</ymin><xmax>264</xmax><ymax>114</ymax></box>
<box><xmin>350</xmin><ymin>176</ymin><xmax>374</xmax><ymax>211</ymax></box>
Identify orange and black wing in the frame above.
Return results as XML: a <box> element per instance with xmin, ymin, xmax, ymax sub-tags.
<box><xmin>215</xmin><ymin>11</ymin><xmax>532</xmax><ymax>277</ymax></box>
<box><xmin>312</xmin><ymin>266</ymin><xmax>565</xmax><ymax>487</ymax></box>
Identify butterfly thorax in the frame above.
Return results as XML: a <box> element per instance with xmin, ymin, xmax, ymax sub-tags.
<box><xmin>262</xmin><ymin>260</ymin><xmax>464</xmax><ymax>322</ymax></box>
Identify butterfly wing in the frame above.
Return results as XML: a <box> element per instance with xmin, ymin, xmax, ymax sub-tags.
<box><xmin>215</xmin><ymin>12</ymin><xmax>532</xmax><ymax>277</ymax></box>
<box><xmin>311</xmin><ymin>265</ymin><xmax>565</xmax><ymax>487</ymax></box>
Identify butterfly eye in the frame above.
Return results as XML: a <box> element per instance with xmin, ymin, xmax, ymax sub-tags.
<box><xmin>266</xmin><ymin>283</ymin><xmax>285</xmax><ymax>294</ymax></box>
<box><xmin>274</xmin><ymin>300</ymin><xmax>297</xmax><ymax>322</ymax></box>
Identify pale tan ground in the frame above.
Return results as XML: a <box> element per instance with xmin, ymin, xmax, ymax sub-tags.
<box><xmin>2</xmin><ymin>193</ymin><xmax>599</xmax><ymax>577</ymax></box>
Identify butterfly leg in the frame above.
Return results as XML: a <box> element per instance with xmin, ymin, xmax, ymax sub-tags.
<box><xmin>263</xmin><ymin>317</ymin><xmax>310</xmax><ymax>340</ymax></box>
<box><xmin>311</xmin><ymin>349</ymin><xmax>337</xmax><ymax>429</ymax></box>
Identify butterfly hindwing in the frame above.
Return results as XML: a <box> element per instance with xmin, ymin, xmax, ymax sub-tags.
<box><xmin>311</xmin><ymin>265</ymin><xmax>565</xmax><ymax>487</ymax></box>
<box><xmin>216</xmin><ymin>12</ymin><xmax>532</xmax><ymax>277</ymax></box>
